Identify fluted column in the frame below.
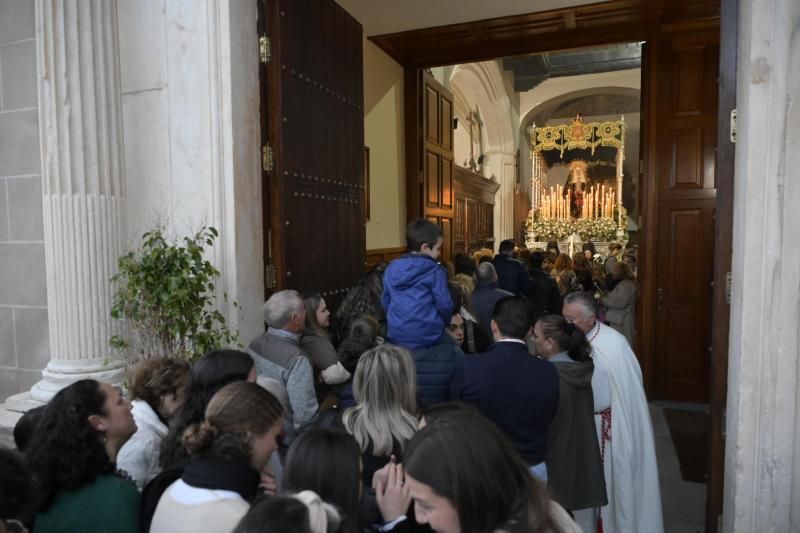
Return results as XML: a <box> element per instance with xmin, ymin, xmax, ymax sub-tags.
<box><xmin>30</xmin><ymin>0</ymin><xmax>127</xmax><ymax>402</ymax></box>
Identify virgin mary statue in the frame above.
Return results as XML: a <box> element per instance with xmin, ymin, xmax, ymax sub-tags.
<box><xmin>562</xmin><ymin>159</ymin><xmax>590</xmax><ymax>219</ymax></box>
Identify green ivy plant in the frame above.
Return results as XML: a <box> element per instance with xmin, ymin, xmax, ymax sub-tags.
<box><xmin>110</xmin><ymin>226</ymin><xmax>239</xmax><ymax>362</ymax></box>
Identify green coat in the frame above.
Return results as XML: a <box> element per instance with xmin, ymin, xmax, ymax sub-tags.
<box><xmin>34</xmin><ymin>474</ymin><xmax>140</xmax><ymax>533</ymax></box>
<box><xmin>545</xmin><ymin>356</ymin><xmax>608</xmax><ymax>511</ymax></box>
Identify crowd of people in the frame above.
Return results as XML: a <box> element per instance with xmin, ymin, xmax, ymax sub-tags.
<box><xmin>0</xmin><ymin>219</ymin><xmax>659</xmax><ymax>533</ymax></box>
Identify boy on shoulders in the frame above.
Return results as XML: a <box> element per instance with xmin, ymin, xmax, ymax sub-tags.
<box><xmin>381</xmin><ymin>219</ymin><xmax>453</xmax><ymax>350</ymax></box>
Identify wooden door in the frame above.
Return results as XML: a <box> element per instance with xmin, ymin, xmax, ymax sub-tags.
<box><xmin>651</xmin><ymin>28</ymin><xmax>720</xmax><ymax>401</ymax></box>
<box><xmin>706</xmin><ymin>0</ymin><xmax>736</xmax><ymax>528</ymax></box>
<box><xmin>260</xmin><ymin>0</ymin><xmax>365</xmax><ymax>308</ymax></box>
<box><xmin>407</xmin><ymin>70</ymin><xmax>455</xmax><ymax>263</ymax></box>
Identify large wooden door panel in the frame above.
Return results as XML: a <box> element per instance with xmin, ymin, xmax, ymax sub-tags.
<box><xmin>262</xmin><ymin>0</ymin><xmax>364</xmax><ymax>307</ymax></box>
<box><xmin>411</xmin><ymin>71</ymin><xmax>455</xmax><ymax>262</ymax></box>
<box><xmin>649</xmin><ymin>25</ymin><xmax>719</xmax><ymax>402</ymax></box>
<box><xmin>655</xmin><ymin>201</ymin><xmax>714</xmax><ymax>401</ymax></box>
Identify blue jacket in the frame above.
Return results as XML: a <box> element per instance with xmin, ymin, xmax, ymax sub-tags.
<box><xmin>381</xmin><ymin>254</ymin><xmax>453</xmax><ymax>350</ymax></box>
<box><xmin>452</xmin><ymin>341</ymin><xmax>559</xmax><ymax>465</ymax></box>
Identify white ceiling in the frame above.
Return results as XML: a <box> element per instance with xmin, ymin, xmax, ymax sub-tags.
<box><xmin>335</xmin><ymin>0</ymin><xmax>600</xmax><ymax>37</ymax></box>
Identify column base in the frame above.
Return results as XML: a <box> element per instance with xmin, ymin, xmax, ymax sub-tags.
<box><xmin>29</xmin><ymin>359</ymin><xmax>127</xmax><ymax>403</ymax></box>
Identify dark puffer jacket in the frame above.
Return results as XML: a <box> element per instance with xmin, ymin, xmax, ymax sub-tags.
<box><xmin>412</xmin><ymin>335</ymin><xmax>464</xmax><ymax>408</ymax></box>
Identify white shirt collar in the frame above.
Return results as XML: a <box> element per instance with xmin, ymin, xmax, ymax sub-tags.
<box><xmin>495</xmin><ymin>338</ymin><xmax>527</xmax><ymax>346</ymax></box>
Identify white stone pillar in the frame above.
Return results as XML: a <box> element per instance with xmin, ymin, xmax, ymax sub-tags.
<box><xmin>724</xmin><ymin>0</ymin><xmax>800</xmax><ymax>530</ymax></box>
<box><xmin>485</xmin><ymin>150</ymin><xmax>517</xmax><ymax>245</ymax></box>
<box><xmin>30</xmin><ymin>0</ymin><xmax>127</xmax><ymax>402</ymax></box>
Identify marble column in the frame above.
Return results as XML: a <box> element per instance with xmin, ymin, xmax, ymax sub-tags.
<box><xmin>724</xmin><ymin>0</ymin><xmax>800</xmax><ymax>530</ymax></box>
<box><xmin>29</xmin><ymin>0</ymin><xmax>127</xmax><ymax>402</ymax></box>
<box><xmin>485</xmin><ymin>150</ymin><xmax>517</xmax><ymax>244</ymax></box>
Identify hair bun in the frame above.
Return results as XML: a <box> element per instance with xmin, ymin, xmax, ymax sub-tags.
<box><xmin>565</xmin><ymin>322</ymin><xmax>576</xmax><ymax>335</ymax></box>
<box><xmin>182</xmin><ymin>420</ymin><xmax>217</xmax><ymax>454</ymax></box>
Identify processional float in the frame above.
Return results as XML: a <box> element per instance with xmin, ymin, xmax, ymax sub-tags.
<box><xmin>525</xmin><ymin>114</ymin><xmax>628</xmax><ymax>257</ymax></box>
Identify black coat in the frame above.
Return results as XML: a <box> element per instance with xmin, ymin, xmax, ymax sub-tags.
<box><xmin>528</xmin><ymin>268</ymin><xmax>562</xmax><ymax>324</ymax></box>
<box><xmin>492</xmin><ymin>254</ymin><xmax>532</xmax><ymax>297</ymax></box>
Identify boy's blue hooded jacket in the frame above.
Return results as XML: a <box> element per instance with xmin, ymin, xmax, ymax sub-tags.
<box><xmin>381</xmin><ymin>253</ymin><xmax>453</xmax><ymax>350</ymax></box>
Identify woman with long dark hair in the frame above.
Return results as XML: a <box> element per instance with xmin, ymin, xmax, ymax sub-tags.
<box><xmin>337</xmin><ymin>316</ymin><xmax>382</xmax><ymax>375</ymax></box>
<box><xmin>330</xmin><ymin>264</ymin><xmax>387</xmax><ymax>344</ymax></box>
<box><xmin>26</xmin><ymin>379</ymin><xmax>140</xmax><ymax>533</ymax></box>
<box><xmin>301</xmin><ymin>293</ymin><xmax>351</xmax><ymax>402</ymax></box>
<box><xmin>150</xmin><ymin>382</ymin><xmax>283</xmax><ymax>533</ymax></box>
<box><xmin>404</xmin><ymin>411</ymin><xmax>578</xmax><ymax>533</ymax></box>
<box><xmin>282</xmin><ymin>428</ymin><xmax>362</xmax><ymax>533</ymax></box>
<box><xmin>532</xmin><ymin>315</ymin><xmax>608</xmax><ymax>515</ymax></box>
<box><xmin>159</xmin><ymin>350</ymin><xmax>256</xmax><ymax>469</ymax></box>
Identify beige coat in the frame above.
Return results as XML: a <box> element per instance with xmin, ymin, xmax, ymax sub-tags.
<box><xmin>603</xmin><ymin>279</ymin><xmax>636</xmax><ymax>347</ymax></box>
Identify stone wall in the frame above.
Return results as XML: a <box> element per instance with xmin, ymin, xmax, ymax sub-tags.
<box><xmin>0</xmin><ymin>0</ymin><xmax>48</xmax><ymax>402</ymax></box>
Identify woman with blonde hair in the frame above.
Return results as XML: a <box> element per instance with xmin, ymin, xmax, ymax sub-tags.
<box><xmin>150</xmin><ymin>382</ymin><xmax>284</xmax><ymax>533</ymax></box>
<box><xmin>341</xmin><ymin>344</ymin><xmax>419</xmax><ymax>486</ymax></box>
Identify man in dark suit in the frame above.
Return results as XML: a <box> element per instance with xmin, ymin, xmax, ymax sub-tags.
<box><xmin>470</xmin><ymin>262</ymin><xmax>514</xmax><ymax>333</ymax></box>
<box><xmin>451</xmin><ymin>296</ymin><xmax>559</xmax><ymax>478</ymax></box>
<box><xmin>492</xmin><ymin>239</ymin><xmax>532</xmax><ymax>297</ymax></box>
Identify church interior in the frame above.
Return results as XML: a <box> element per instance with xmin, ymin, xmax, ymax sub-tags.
<box><xmin>0</xmin><ymin>0</ymin><xmax>798</xmax><ymax>531</ymax></box>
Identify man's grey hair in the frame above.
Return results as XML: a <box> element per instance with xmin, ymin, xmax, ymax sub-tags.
<box><xmin>476</xmin><ymin>262</ymin><xmax>497</xmax><ymax>284</ymax></box>
<box><xmin>262</xmin><ymin>290</ymin><xmax>304</xmax><ymax>329</ymax></box>
<box><xmin>563</xmin><ymin>291</ymin><xmax>597</xmax><ymax>318</ymax></box>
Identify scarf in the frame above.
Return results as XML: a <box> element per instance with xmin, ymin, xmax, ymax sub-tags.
<box><xmin>182</xmin><ymin>456</ymin><xmax>261</xmax><ymax>502</ymax></box>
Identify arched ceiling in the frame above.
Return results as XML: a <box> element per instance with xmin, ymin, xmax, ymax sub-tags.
<box><xmin>520</xmin><ymin>86</ymin><xmax>641</xmax><ymax>132</ymax></box>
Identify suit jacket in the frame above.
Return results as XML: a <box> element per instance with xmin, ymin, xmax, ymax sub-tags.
<box><xmin>492</xmin><ymin>254</ymin><xmax>532</xmax><ymax>297</ymax></box>
<box><xmin>471</xmin><ymin>282</ymin><xmax>514</xmax><ymax>333</ymax></box>
<box><xmin>452</xmin><ymin>340</ymin><xmax>559</xmax><ymax>465</ymax></box>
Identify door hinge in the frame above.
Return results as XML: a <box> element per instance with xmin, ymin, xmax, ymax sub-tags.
<box><xmin>725</xmin><ymin>271</ymin><xmax>732</xmax><ymax>304</ymax></box>
<box><xmin>730</xmin><ymin>109</ymin><xmax>737</xmax><ymax>143</ymax></box>
<box><xmin>262</xmin><ymin>144</ymin><xmax>274</xmax><ymax>173</ymax></box>
<box><xmin>264</xmin><ymin>263</ymin><xmax>277</xmax><ymax>290</ymax></box>
<box><xmin>259</xmin><ymin>35</ymin><xmax>271</xmax><ymax>64</ymax></box>
<box><xmin>721</xmin><ymin>407</ymin><xmax>727</xmax><ymax>440</ymax></box>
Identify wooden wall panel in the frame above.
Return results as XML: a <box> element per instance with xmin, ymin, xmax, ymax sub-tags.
<box><xmin>426</xmin><ymin>86</ymin><xmax>439</xmax><ymax>144</ymax></box>
<box><xmin>674</xmin><ymin>46</ymin><xmax>705</xmax><ymax>115</ymax></box>
<box><xmin>426</xmin><ymin>152</ymin><xmax>440</xmax><ymax>206</ymax></box>
<box><xmin>452</xmin><ymin>166</ymin><xmax>500</xmax><ymax>254</ymax></box>
<box><xmin>671</xmin><ymin>129</ymin><xmax>704</xmax><ymax>188</ymax></box>
<box><xmin>441</xmin><ymin>99</ymin><xmax>453</xmax><ymax>151</ymax></box>
<box><xmin>442</xmin><ymin>159</ymin><xmax>453</xmax><ymax>208</ymax></box>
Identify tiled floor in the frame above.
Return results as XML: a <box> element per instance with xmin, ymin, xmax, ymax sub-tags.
<box><xmin>650</xmin><ymin>403</ymin><xmax>707</xmax><ymax>533</ymax></box>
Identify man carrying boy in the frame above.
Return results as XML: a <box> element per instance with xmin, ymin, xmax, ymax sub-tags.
<box><xmin>381</xmin><ymin>220</ymin><xmax>462</xmax><ymax>407</ymax></box>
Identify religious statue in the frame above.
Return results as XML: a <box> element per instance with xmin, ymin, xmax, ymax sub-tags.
<box><xmin>563</xmin><ymin>159</ymin><xmax>590</xmax><ymax>219</ymax></box>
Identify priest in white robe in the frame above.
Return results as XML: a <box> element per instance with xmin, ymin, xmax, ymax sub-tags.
<box><xmin>563</xmin><ymin>292</ymin><xmax>663</xmax><ymax>533</ymax></box>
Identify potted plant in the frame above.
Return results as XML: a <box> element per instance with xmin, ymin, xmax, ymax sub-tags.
<box><xmin>110</xmin><ymin>225</ymin><xmax>239</xmax><ymax>362</ymax></box>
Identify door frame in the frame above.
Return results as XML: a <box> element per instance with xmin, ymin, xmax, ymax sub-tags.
<box><xmin>367</xmin><ymin>1</ymin><xmax>730</xmax><ymax>530</ymax></box>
